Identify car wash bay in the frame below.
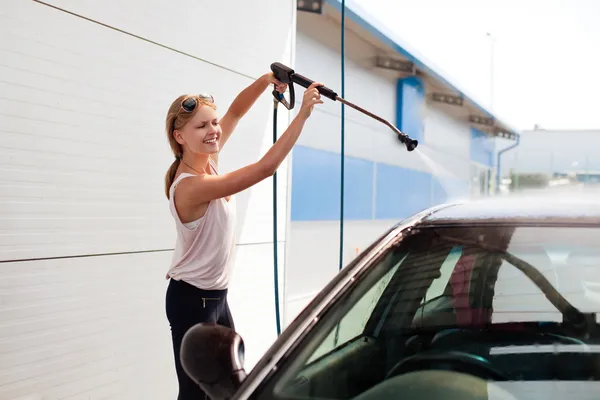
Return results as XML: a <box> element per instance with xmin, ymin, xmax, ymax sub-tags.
<box><xmin>0</xmin><ymin>0</ymin><xmax>514</xmax><ymax>398</ymax></box>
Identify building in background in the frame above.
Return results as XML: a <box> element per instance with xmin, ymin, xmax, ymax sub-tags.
<box><xmin>284</xmin><ymin>0</ymin><xmax>518</xmax><ymax>323</ymax></box>
<box><xmin>0</xmin><ymin>0</ymin><xmax>517</xmax><ymax>398</ymax></box>
<box><xmin>498</xmin><ymin>128</ymin><xmax>600</xmax><ymax>193</ymax></box>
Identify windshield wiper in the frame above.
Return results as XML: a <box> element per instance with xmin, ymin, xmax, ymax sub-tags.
<box><xmin>439</xmin><ymin>235</ymin><xmax>590</xmax><ymax>331</ymax></box>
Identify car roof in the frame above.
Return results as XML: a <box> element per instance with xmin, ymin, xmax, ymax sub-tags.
<box><xmin>419</xmin><ymin>191</ymin><xmax>600</xmax><ymax>225</ymax></box>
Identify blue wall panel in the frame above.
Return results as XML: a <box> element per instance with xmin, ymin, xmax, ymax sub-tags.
<box><xmin>344</xmin><ymin>157</ymin><xmax>375</xmax><ymax>220</ymax></box>
<box><xmin>397</xmin><ymin>77</ymin><xmax>425</xmax><ymax>143</ymax></box>
<box><xmin>375</xmin><ymin>163</ymin><xmax>431</xmax><ymax>220</ymax></box>
<box><xmin>290</xmin><ymin>146</ymin><xmax>339</xmax><ymax>221</ymax></box>
<box><xmin>291</xmin><ymin>146</ymin><xmax>470</xmax><ymax>222</ymax></box>
<box><xmin>470</xmin><ymin>128</ymin><xmax>495</xmax><ymax>167</ymax></box>
<box><xmin>290</xmin><ymin>146</ymin><xmax>373</xmax><ymax>221</ymax></box>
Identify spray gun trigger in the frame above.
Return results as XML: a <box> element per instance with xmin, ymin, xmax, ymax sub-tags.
<box><xmin>272</xmin><ymin>88</ymin><xmax>292</xmax><ymax>110</ymax></box>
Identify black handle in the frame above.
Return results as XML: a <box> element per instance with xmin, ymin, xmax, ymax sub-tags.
<box><xmin>271</xmin><ymin>62</ymin><xmax>339</xmax><ymax>103</ymax></box>
<box><xmin>270</xmin><ymin>62</ymin><xmax>296</xmax><ymax>110</ymax></box>
<box><xmin>270</xmin><ymin>62</ymin><xmax>294</xmax><ymax>84</ymax></box>
<box><xmin>292</xmin><ymin>73</ymin><xmax>338</xmax><ymax>101</ymax></box>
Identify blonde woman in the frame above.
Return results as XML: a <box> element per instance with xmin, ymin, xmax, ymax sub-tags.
<box><xmin>163</xmin><ymin>74</ymin><xmax>323</xmax><ymax>399</ymax></box>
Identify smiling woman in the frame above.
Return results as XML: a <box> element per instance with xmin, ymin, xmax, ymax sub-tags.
<box><xmin>161</xmin><ymin>74</ymin><xmax>324</xmax><ymax>400</ymax></box>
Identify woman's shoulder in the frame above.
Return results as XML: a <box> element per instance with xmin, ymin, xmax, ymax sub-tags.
<box><xmin>170</xmin><ymin>171</ymin><xmax>198</xmax><ymax>195</ymax></box>
<box><xmin>174</xmin><ymin>171</ymin><xmax>198</xmax><ymax>183</ymax></box>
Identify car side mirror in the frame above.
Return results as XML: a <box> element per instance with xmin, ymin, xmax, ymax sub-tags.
<box><xmin>180</xmin><ymin>323</ymin><xmax>247</xmax><ymax>400</ymax></box>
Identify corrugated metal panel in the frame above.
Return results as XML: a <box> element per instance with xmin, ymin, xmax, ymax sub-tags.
<box><xmin>0</xmin><ymin>2</ymin><xmax>177</xmax><ymax>261</ymax></box>
<box><xmin>0</xmin><ymin>252</ymin><xmax>176</xmax><ymax>400</ymax></box>
<box><xmin>0</xmin><ymin>0</ymin><xmax>271</xmax><ymax>261</ymax></box>
<box><xmin>0</xmin><ymin>0</ymin><xmax>295</xmax><ymax>398</ymax></box>
<box><xmin>42</xmin><ymin>0</ymin><xmax>294</xmax><ymax>81</ymax></box>
<box><xmin>0</xmin><ymin>0</ymin><xmax>295</xmax><ymax>259</ymax></box>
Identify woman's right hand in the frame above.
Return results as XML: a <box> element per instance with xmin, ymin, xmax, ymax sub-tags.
<box><xmin>299</xmin><ymin>82</ymin><xmax>325</xmax><ymax>119</ymax></box>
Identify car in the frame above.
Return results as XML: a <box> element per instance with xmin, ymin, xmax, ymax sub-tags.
<box><xmin>180</xmin><ymin>193</ymin><xmax>600</xmax><ymax>400</ymax></box>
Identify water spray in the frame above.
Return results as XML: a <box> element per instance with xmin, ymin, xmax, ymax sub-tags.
<box><xmin>270</xmin><ymin>62</ymin><xmax>419</xmax><ymax>152</ymax></box>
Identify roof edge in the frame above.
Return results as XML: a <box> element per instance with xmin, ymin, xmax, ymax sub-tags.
<box><xmin>325</xmin><ymin>0</ymin><xmax>520</xmax><ymax>136</ymax></box>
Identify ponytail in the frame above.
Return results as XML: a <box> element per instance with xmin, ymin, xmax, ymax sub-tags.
<box><xmin>165</xmin><ymin>157</ymin><xmax>181</xmax><ymax>199</ymax></box>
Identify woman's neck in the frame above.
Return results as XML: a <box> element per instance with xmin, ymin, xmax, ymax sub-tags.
<box><xmin>181</xmin><ymin>153</ymin><xmax>210</xmax><ymax>175</ymax></box>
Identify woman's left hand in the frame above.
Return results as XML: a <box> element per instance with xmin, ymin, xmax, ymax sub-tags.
<box><xmin>265</xmin><ymin>72</ymin><xmax>288</xmax><ymax>93</ymax></box>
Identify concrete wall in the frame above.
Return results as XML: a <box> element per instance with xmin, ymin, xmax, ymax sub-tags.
<box><xmin>284</xmin><ymin>10</ymin><xmax>495</xmax><ymax>325</ymax></box>
<box><xmin>0</xmin><ymin>0</ymin><xmax>295</xmax><ymax>398</ymax></box>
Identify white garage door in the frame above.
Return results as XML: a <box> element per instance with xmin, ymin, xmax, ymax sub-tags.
<box><xmin>0</xmin><ymin>0</ymin><xmax>295</xmax><ymax>398</ymax></box>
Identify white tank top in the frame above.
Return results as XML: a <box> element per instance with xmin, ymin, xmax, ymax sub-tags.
<box><xmin>166</xmin><ymin>159</ymin><xmax>237</xmax><ymax>290</ymax></box>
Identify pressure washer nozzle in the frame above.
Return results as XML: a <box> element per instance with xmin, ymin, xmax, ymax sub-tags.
<box><xmin>398</xmin><ymin>135</ymin><xmax>419</xmax><ymax>152</ymax></box>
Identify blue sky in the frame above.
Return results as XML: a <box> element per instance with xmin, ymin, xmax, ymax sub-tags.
<box><xmin>354</xmin><ymin>0</ymin><xmax>600</xmax><ymax>131</ymax></box>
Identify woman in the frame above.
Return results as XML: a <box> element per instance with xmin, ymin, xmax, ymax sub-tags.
<box><xmin>163</xmin><ymin>71</ymin><xmax>323</xmax><ymax>399</ymax></box>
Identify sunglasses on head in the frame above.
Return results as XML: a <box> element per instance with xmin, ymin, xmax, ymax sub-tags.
<box><xmin>180</xmin><ymin>93</ymin><xmax>215</xmax><ymax>113</ymax></box>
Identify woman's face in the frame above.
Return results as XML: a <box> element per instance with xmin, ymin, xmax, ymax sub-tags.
<box><xmin>174</xmin><ymin>105</ymin><xmax>222</xmax><ymax>155</ymax></box>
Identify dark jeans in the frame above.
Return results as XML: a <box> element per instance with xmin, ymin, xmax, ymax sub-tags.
<box><xmin>166</xmin><ymin>278</ymin><xmax>235</xmax><ymax>400</ymax></box>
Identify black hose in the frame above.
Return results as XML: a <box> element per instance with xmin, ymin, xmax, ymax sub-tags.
<box><xmin>272</xmin><ymin>98</ymin><xmax>282</xmax><ymax>336</ymax></box>
<box><xmin>333</xmin><ymin>0</ymin><xmax>347</xmax><ymax>348</ymax></box>
<box><xmin>338</xmin><ymin>0</ymin><xmax>346</xmax><ymax>274</ymax></box>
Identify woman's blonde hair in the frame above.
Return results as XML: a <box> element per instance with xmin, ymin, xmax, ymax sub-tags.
<box><xmin>164</xmin><ymin>95</ymin><xmax>217</xmax><ymax>199</ymax></box>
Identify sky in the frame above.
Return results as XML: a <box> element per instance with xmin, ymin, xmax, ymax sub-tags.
<box><xmin>353</xmin><ymin>0</ymin><xmax>600</xmax><ymax>131</ymax></box>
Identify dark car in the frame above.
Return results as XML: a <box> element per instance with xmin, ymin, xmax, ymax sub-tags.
<box><xmin>181</xmin><ymin>194</ymin><xmax>600</xmax><ymax>400</ymax></box>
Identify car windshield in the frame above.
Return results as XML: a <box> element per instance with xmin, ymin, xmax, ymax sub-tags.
<box><xmin>263</xmin><ymin>224</ymin><xmax>600</xmax><ymax>400</ymax></box>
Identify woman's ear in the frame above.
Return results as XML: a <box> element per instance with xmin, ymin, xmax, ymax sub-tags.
<box><xmin>173</xmin><ymin>129</ymin><xmax>185</xmax><ymax>145</ymax></box>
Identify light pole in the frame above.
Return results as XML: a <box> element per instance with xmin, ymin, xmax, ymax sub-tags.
<box><xmin>486</xmin><ymin>32</ymin><xmax>496</xmax><ymax>112</ymax></box>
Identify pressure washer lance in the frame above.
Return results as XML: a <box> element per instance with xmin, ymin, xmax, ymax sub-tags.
<box><xmin>270</xmin><ymin>62</ymin><xmax>419</xmax><ymax>152</ymax></box>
